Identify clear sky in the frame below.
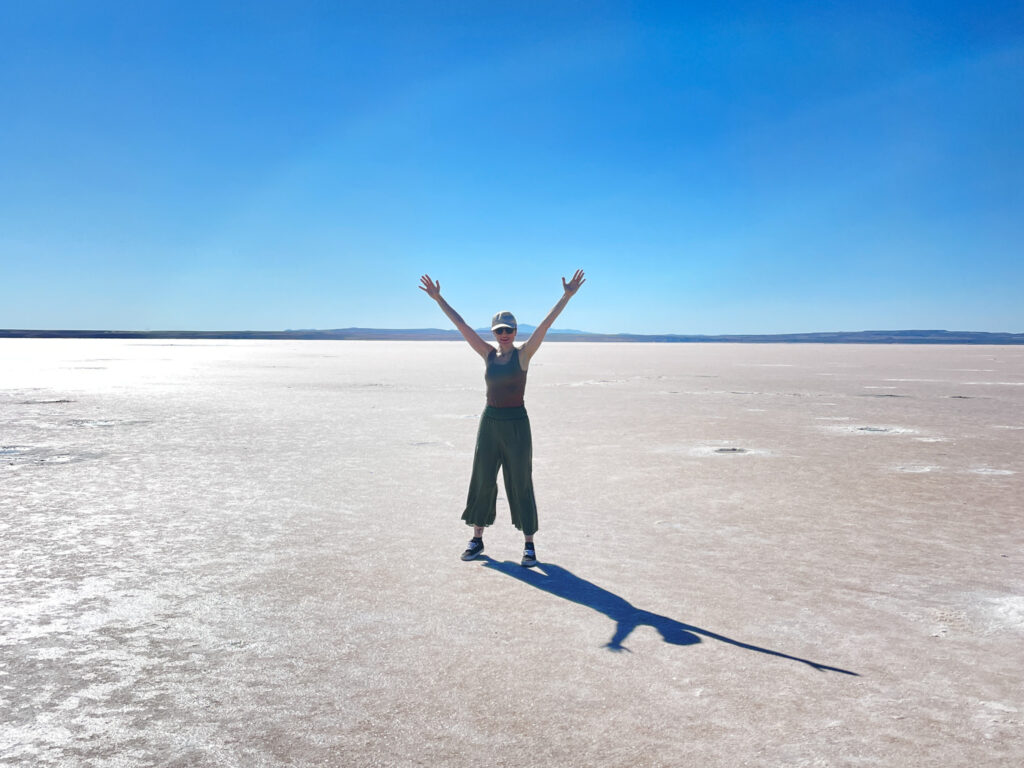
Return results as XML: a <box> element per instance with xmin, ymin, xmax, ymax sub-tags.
<box><xmin>2</xmin><ymin>1</ymin><xmax>1022</xmax><ymax>334</ymax></box>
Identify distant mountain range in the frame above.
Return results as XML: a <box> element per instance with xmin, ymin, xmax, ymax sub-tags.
<box><xmin>2</xmin><ymin>328</ymin><xmax>1023</xmax><ymax>344</ymax></box>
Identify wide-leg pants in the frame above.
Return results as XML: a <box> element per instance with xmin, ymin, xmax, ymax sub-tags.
<box><xmin>461</xmin><ymin>405</ymin><xmax>539</xmax><ymax>535</ymax></box>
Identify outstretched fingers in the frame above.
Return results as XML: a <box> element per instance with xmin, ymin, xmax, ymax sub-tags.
<box><xmin>419</xmin><ymin>274</ymin><xmax>441</xmax><ymax>297</ymax></box>
<box><xmin>563</xmin><ymin>268</ymin><xmax>586</xmax><ymax>294</ymax></box>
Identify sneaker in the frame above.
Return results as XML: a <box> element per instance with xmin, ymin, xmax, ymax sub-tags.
<box><xmin>461</xmin><ymin>539</ymin><xmax>484</xmax><ymax>561</ymax></box>
<box><xmin>521</xmin><ymin>545</ymin><xmax>538</xmax><ymax>568</ymax></box>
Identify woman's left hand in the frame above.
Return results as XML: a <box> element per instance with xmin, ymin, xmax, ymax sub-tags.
<box><xmin>562</xmin><ymin>269</ymin><xmax>586</xmax><ymax>296</ymax></box>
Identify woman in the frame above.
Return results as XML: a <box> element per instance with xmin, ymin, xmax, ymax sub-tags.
<box><xmin>419</xmin><ymin>270</ymin><xmax>586</xmax><ymax>567</ymax></box>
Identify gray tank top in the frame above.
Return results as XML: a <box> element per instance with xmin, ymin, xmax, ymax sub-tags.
<box><xmin>485</xmin><ymin>347</ymin><xmax>527</xmax><ymax>408</ymax></box>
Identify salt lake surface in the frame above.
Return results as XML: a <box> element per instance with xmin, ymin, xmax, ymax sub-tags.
<box><xmin>2</xmin><ymin>340</ymin><xmax>1023</xmax><ymax>767</ymax></box>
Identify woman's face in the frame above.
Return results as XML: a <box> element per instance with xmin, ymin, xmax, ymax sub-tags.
<box><xmin>493</xmin><ymin>327</ymin><xmax>516</xmax><ymax>346</ymax></box>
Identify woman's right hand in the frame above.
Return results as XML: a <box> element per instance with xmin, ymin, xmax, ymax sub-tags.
<box><xmin>419</xmin><ymin>274</ymin><xmax>441</xmax><ymax>300</ymax></box>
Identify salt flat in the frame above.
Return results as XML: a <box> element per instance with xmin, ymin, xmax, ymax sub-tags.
<box><xmin>2</xmin><ymin>339</ymin><xmax>1022</xmax><ymax>768</ymax></box>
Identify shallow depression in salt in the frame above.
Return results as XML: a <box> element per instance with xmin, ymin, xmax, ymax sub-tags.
<box><xmin>819</xmin><ymin>423</ymin><xmax>922</xmax><ymax>436</ymax></box>
<box><xmin>687</xmin><ymin>444</ymin><xmax>772</xmax><ymax>457</ymax></box>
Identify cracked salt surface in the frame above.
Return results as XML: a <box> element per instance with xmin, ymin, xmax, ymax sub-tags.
<box><xmin>2</xmin><ymin>339</ymin><xmax>1023</xmax><ymax>768</ymax></box>
<box><xmin>985</xmin><ymin>596</ymin><xmax>1024</xmax><ymax>630</ymax></box>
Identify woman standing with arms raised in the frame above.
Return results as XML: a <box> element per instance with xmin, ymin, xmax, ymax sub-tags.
<box><xmin>419</xmin><ymin>270</ymin><xmax>586</xmax><ymax>567</ymax></box>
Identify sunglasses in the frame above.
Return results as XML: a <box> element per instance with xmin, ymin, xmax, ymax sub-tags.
<box><xmin>493</xmin><ymin>327</ymin><xmax>515</xmax><ymax>335</ymax></box>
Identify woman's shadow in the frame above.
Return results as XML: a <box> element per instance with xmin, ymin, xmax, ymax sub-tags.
<box><xmin>480</xmin><ymin>558</ymin><xmax>857</xmax><ymax>675</ymax></box>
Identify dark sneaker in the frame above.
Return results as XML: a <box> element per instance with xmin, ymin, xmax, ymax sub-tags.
<box><xmin>521</xmin><ymin>545</ymin><xmax>538</xmax><ymax>568</ymax></box>
<box><xmin>461</xmin><ymin>540</ymin><xmax>484</xmax><ymax>561</ymax></box>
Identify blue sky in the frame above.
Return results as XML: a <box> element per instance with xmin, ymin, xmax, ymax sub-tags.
<box><xmin>2</xmin><ymin>1</ymin><xmax>1022</xmax><ymax>334</ymax></box>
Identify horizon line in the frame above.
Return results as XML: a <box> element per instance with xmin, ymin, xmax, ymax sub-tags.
<box><xmin>2</xmin><ymin>327</ymin><xmax>1024</xmax><ymax>345</ymax></box>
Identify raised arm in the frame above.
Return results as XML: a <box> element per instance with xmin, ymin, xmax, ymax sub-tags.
<box><xmin>519</xmin><ymin>269</ymin><xmax>585</xmax><ymax>368</ymax></box>
<box><xmin>419</xmin><ymin>274</ymin><xmax>493</xmax><ymax>360</ymax></box>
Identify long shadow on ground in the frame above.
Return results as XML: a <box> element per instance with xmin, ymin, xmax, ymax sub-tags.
<box><xmin>480</xmin><ymin>558</ymin><xmax>858</xmax><ymax>675</ymax></box>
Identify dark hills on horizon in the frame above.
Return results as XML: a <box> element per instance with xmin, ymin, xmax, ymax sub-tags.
<box><xmin>2</xmin><ymin>327</ymin><xmax>1023</xmax><ymax>344</ymax></box>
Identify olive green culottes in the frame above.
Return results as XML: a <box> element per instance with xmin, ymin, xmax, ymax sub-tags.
<box><xmin>461</xmin><ymin>405</ymin><xmax>539</xmax><ymax>536</ymax></box>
